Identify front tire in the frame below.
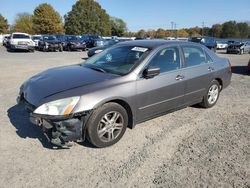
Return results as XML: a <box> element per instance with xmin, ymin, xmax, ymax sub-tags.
<box><xmin>239</xmin><ymin>49</ymin><xmax>244</xmax><ymax>55</ymax></box>
<box><xmin>200</xmin><ymin>80</ymin><xmax>220</xmax><ymax>108</ymax></box>
<box><xmin>86</xmin><ymin>103</ymin><xmax>128</xmax><ymax>148</ymax></box>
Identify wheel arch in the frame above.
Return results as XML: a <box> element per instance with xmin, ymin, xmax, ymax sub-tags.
<box><xmin>214</xmin><ymin>78</ymin><xmax>223</xmax><ymax>91</ymax></box>
<box><xmin>94</xmin><ymin>98</ymin><xmax>135</xmax><ymax>129</ymax></box>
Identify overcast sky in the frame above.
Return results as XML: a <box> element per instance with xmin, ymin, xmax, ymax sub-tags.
<box><xmin>0</xmin><ymin>0</ymin><xmax>249</xmax><ymax>31</ymax></box>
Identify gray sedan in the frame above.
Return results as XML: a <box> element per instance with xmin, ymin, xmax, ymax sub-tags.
<box><xmin>18</xmin><ymin>40</ymin><xmax>232</xmax><ymax>148</ymax></box>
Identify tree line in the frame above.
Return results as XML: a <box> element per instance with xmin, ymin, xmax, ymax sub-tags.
<box><xmin>0</xmin><ymin>0</ymin><xmax>127</xmax><ymax>36</ymax></box>
<box><xmin>0</xmin><ymin>0</ymin><xmax>249</xmax><ymax>39</ymax></box>
<box><xmin>130</xmin><ymin>21</ymin><xmax>250</xmax><ymax>39</ymax></box>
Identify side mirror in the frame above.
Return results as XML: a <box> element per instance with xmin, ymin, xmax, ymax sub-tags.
<box><xmin>143</xmin><ymin>66</ymin><xmax>160</xmax><ymax>79</ymax></box>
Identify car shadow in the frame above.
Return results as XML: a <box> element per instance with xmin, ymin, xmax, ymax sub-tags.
<box><xmin>82</xmin><ymin>57</ymin><xmax>88</xmax><ymax>60</ymax></box>
<box><xmin>7</xmin><ymin>104</ymin><xmax>95</xmax><ymax>149</ymax></box>
<box><xmin>7</xmin><ymin>104</ymin><xmax>57</xmax><ymax>149</ymax></box>
<box><xmin>231</xmin><ymin>66</ymin><xmax>249</xmax><ymax>76</ymax></box>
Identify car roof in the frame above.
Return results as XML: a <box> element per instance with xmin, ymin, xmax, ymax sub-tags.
<box><xmin>115</xmin><ymin>39</ymin><xmax>190</xmax><ymax>49</ymax></box>
<box><xmin>12</xmin><ymin>32</ymin><xmax>29</xmax><ymax>35</ymax></box>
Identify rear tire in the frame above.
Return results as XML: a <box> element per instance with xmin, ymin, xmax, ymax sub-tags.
<box><xmin>200</xmin><ymin>80</ymin><xmax>220</xmax><ymax>108</ymax></box>
<box><xmin>86</xmin><ymin>102</ymin><xmax>128</xmax><ymax>148</ymax></box>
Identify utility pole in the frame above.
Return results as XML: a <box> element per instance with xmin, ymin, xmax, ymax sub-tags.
<box><xmin>174</xmin><ymin>23</ymin><xmax>177</xmax><ymax>38</ymax></box>
<box><xmin>171</xmin><ymin>21</ymin><xmax>174</xmax><ymax>37</ymax></box>
<box><xmin>202</xmin><ymin>21</ymin><xmax>205</xmax><ymax>36</ymax></box>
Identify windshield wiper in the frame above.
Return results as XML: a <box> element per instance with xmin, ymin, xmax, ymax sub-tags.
<box><xmin>88</xmin><ymin>66</ymin><xmax>107</xmax><ymax>73</ymax></box>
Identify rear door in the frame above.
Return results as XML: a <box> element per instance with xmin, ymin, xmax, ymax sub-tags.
<box><xmin>135</xmin><ymin>46</ymin><xmax>185</xmax><ymax>122</ymax></box>
<box><xmin>181</xmin><ymin>45</ymin><xmax>214</xmax><ymax>105</ymax></box>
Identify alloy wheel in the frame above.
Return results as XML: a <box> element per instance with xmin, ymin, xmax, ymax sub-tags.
<box><xmin>207</xmin><ymin>84</ymin><xmax>219</xmax><ymax>105</ymax></box>
<box><xmin>97</xmin><ymin>111</ymin><xmax>124</xmax><ymax>142</ymax></box>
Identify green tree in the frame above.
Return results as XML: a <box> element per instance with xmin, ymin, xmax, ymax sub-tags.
<box><xmin>177</xmin><ymin>29</ymin><xmax>189</xmax><ymax>37</ymax></box>
<box><xmin>145</xmin><ymin>30</ymin><xmax>155</xmax><ymax>38</ymax></box>
<box><xmin>64</xmin><ymin>0</ymin><xmax>111</xmax><ymax>35</ymax></box>
<box><xmin>187</xmin><ymin>27</ymin><xmax>202</xmax><ymax>37</ymax></box>
<box><xmin>110</xmin><ymin>17</ymin><xmax>127</xmax><ymax>37</ymax></box>
<box><xmin>136</xmin><ymin>29</ymin><xmax>146</xmax><ymax>38</ymax></box>
<box><xmin>155</xmin><ymin>28</ymin><xmax>166</xmax><ymax>38</ymax></box>
<box><xmin>0</xmin><ymin>14</ymin><xmax>8</xmax><ymax>34</ymax></box>
<box><xmin>237</xmin><ymin>22</ymin><xmax>249</xmax><ymax>38</ymax></box>
<box><xmin>33</xmin><ymin>3</ymin><xmax>64</xmax><ymax>34</ymax></box>
<box><xmin>221</xmin><ymin>21</ymin><xmax>239</xmax><ymax>38</ymax></box>
<box><xmin>211</xmin><ymin>24</ymin><xmax>222</xmax><ymax>37</ymax></box>
<box><xmin>12</xmin><ymin>13</ymin><xmax>34</xmax><ymax>34</ymax></box>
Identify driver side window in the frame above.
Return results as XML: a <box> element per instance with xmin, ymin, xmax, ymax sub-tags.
<box><xmin>148</xmin><ymin>47</ymin><xmax>180</xmax><ymax>73</ymax></box>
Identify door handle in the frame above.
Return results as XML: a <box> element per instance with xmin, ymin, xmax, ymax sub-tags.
<box><xmin>176</xmin><ymin>75</ymin><xmax>184</xmax><ymax>81</ymax></box>
<box><xmin>208</xmin><ymin>67</ymin><xmax>214</xmax><ymax>72</ymax></box>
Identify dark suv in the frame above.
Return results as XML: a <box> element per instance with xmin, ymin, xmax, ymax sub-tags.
<box><xmin>190</xmin><ymin>36</ymin><xmax>217</xmax><ymax>52</ymax></box>
<box><xmin>82</xmin><ymin>34</ymin><xmax>104</xmax><ymax>48</ymax></box>
<box><xmin>38</xmin><ymin>35</ymin><xmax>63</xmax><ymax>52</ymax></box>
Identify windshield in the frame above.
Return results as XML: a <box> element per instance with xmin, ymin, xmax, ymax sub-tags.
<box><xmin>43</xmin><ymin>36</ymin><xmax>56</xmax><ymax>40</ymax></box>
<box><xmin>82</xmin><ymin>46</ymin><xmax>150</xmax><ymax>75</ymax></box>
<box><xmin>32</xmin><ymin>36</ymin><xmax>41</xmax><ymax>40</ymax></box>
<box><xmin>68</xmin><ymin>36</ymin><xmax>79</xmax><ymax>40</ymax></box>
<box><xmin>191</xmin><ymin>37</ymin><xmax>202</xmax><ymax>43</ymax></box>
<box><xmin>13</xmin><ymin>34</ymin><xmax>30</xmax><ymax>39</ymax></box>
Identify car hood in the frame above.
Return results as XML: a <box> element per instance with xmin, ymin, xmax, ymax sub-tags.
<box><xmin>22</xmin><ymin>65</ymin><xmax>117</xmax><ymax>106</ymax></box>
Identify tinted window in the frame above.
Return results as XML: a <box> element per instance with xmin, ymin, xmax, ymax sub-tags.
<box><xmin>148</xmin><ymin>47</ymin><xmax>180</xmax><ymax>73</ymax></box>
<box><xmin>13</xmin><ymin>34</ymin><xmax>30</xmax><ymax>39</ymax></box>
<box><xmin>183</xmin><ymin>46</ymin><xmax>206</xmax><ymax>67</ymax></box>
<box><xmin>68</xmin><ymin>36</ymin><xmax>79</xmax><ymax>40</ymax></box>
<box><xmin>43</xmin><ymin>36</ymin><xmax>56</xmax><ymax>40</ymax></box>
<box><xmin>83</xmin><ymin>46</ymin><xmax>150</xmax><ymax>75</ymax></box>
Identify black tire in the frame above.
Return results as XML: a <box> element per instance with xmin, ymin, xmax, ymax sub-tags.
<box><xmin>86</xmin><ymin>102</ymin><xmax>128</xmax><ymax>148</ymax></box>
<box><xmin>200</xmin><ymin>80</ymin><xmax>220</xmax><ymax>108</ymax></box>
<box><xmin>42</xmin><ymin>46</ymin><xmax>47</xmax><ymax>52</ymax></box>
<box><xmin>59</xmin><ymin>44</ymin><xmax>63</xmax><ymax>52</ymax></box>
<box><xmin>67</xmin><ymin>45</ymin><xmax>71</xmax><ymax>51</ymax></box>
<box><xmin>239</xmin><ymin>49</ymin><xmax>244</xmax><ymax>55</ymax></box>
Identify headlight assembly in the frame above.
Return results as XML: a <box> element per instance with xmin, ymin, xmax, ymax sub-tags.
<box><xmin>34</xmin><ymin>96</ymin><xmax>80</xmax><ymax>116</ymax></box>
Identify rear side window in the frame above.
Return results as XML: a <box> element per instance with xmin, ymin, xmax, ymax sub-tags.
<box><xmin>183</xmin><ymin>46</ymin><xmax>206</xmax><ymax>67</ymax></box>
<box><xmin>148</xmin><ymin>47</ymin><xmax>180</xmax><ymax>73</ymax></box>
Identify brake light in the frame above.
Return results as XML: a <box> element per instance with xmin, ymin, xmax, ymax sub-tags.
<box><xmin>227</xmin><ymin>60</ymin><xmax>232</xmax><ymax>72</ymax></box>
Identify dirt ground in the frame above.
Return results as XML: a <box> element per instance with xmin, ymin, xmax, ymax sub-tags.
<box><xmin>0</xmin><ymin>46</ymin><xmax>249</xmax><ymax>188</ymax></box>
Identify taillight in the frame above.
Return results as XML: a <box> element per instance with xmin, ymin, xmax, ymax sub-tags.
<box><xmin>227</xmin><ymin>60</ymin><xmax>232</xmax><ymax>72</ymax></box>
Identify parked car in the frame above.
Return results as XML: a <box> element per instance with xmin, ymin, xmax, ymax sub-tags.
<box><xmin>38</xmin><ymin>35</ymin><xmax>63</xmax><ymax>52</ymax></box>
<box><xmin>17</xmin><ymin>40</ymin><xmax>232</xmax><ymax>148</ymax></box>
<box><xmin>216</xmin><ymin>41</ymin><xmax>228</xmax><ymax>49</ymax></box>
<box><xmin>82</xmin><ymin>34</ymin><xmax>103</xmax><ymax>48</ymax></box>
<box><xmin>87</xmin><ymin>39</ymin><xmax>120</xmax><ymax>57</ymax></box>
<box><xmin>64</xmin><ymin>35</ymin><xmax>86</xmax><ymax>51</ymax></box>
<box><xmin>32</xmin><ymin>35</ymin><xmax>42</xmax><ymax>48</ymax></box>
<box><xmin>54</xmin><ymin>34</ymin><xmax>68</xmax><ymax>49</ymax></box>
<box><xmin>242</xmin><ymin>42</ymin><xmax>250</xmax><ymax>54</ymax></box>
<box><xmin>2</xmin><ymin>35</ymin><xmax>10</xmax><ymax>47</ymax></box>
<box><xmin>226</xmin><ymin>41</ymin><xmax>250</xmax><ymax>55</ymax></box>
<box><xmin>8</xmin><ymin>32</ymin><xmax>35</xmax><ymax>52</ymax></box>
<box><xmin>190</xmin><ymin>36</ymin><xmax>217</xmax><ymax>52</ymax></box>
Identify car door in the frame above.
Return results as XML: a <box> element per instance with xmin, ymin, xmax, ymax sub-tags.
<box><xmin>244</xmin><ymin>42</ymin><xmax>250</xmax><ymax>52</ymax></box>
<box><xmin>135</xmin><ymin>46</ymin><xmax>185</xmax><ymax>122</ymax></box>
<box><xmin>181</xmin><ymin>45</ymin><xmax>214</xmax><ymax>105</ymax></box>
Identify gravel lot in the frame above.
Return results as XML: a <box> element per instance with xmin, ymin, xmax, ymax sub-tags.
<box><xmin>0</xmin><ymin>46</ymin><xmax>249</xmax><ymax>188</ymax></box>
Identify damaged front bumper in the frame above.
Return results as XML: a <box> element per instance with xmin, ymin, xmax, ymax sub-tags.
<box><xmin>29</xmin><ymin>113</ymin><xmax>89</xmax><ymax>147</ymax></box>
<box><xmin>18</xmin><ymin>96</ymin><xmax>90</xmax><ymax>148</ymax></box>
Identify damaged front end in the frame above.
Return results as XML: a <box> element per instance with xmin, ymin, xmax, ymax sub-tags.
<box><xmin>18</xmin><ymin>96</ymin><xmax>91</xmax><ymax>148</ymax></box>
